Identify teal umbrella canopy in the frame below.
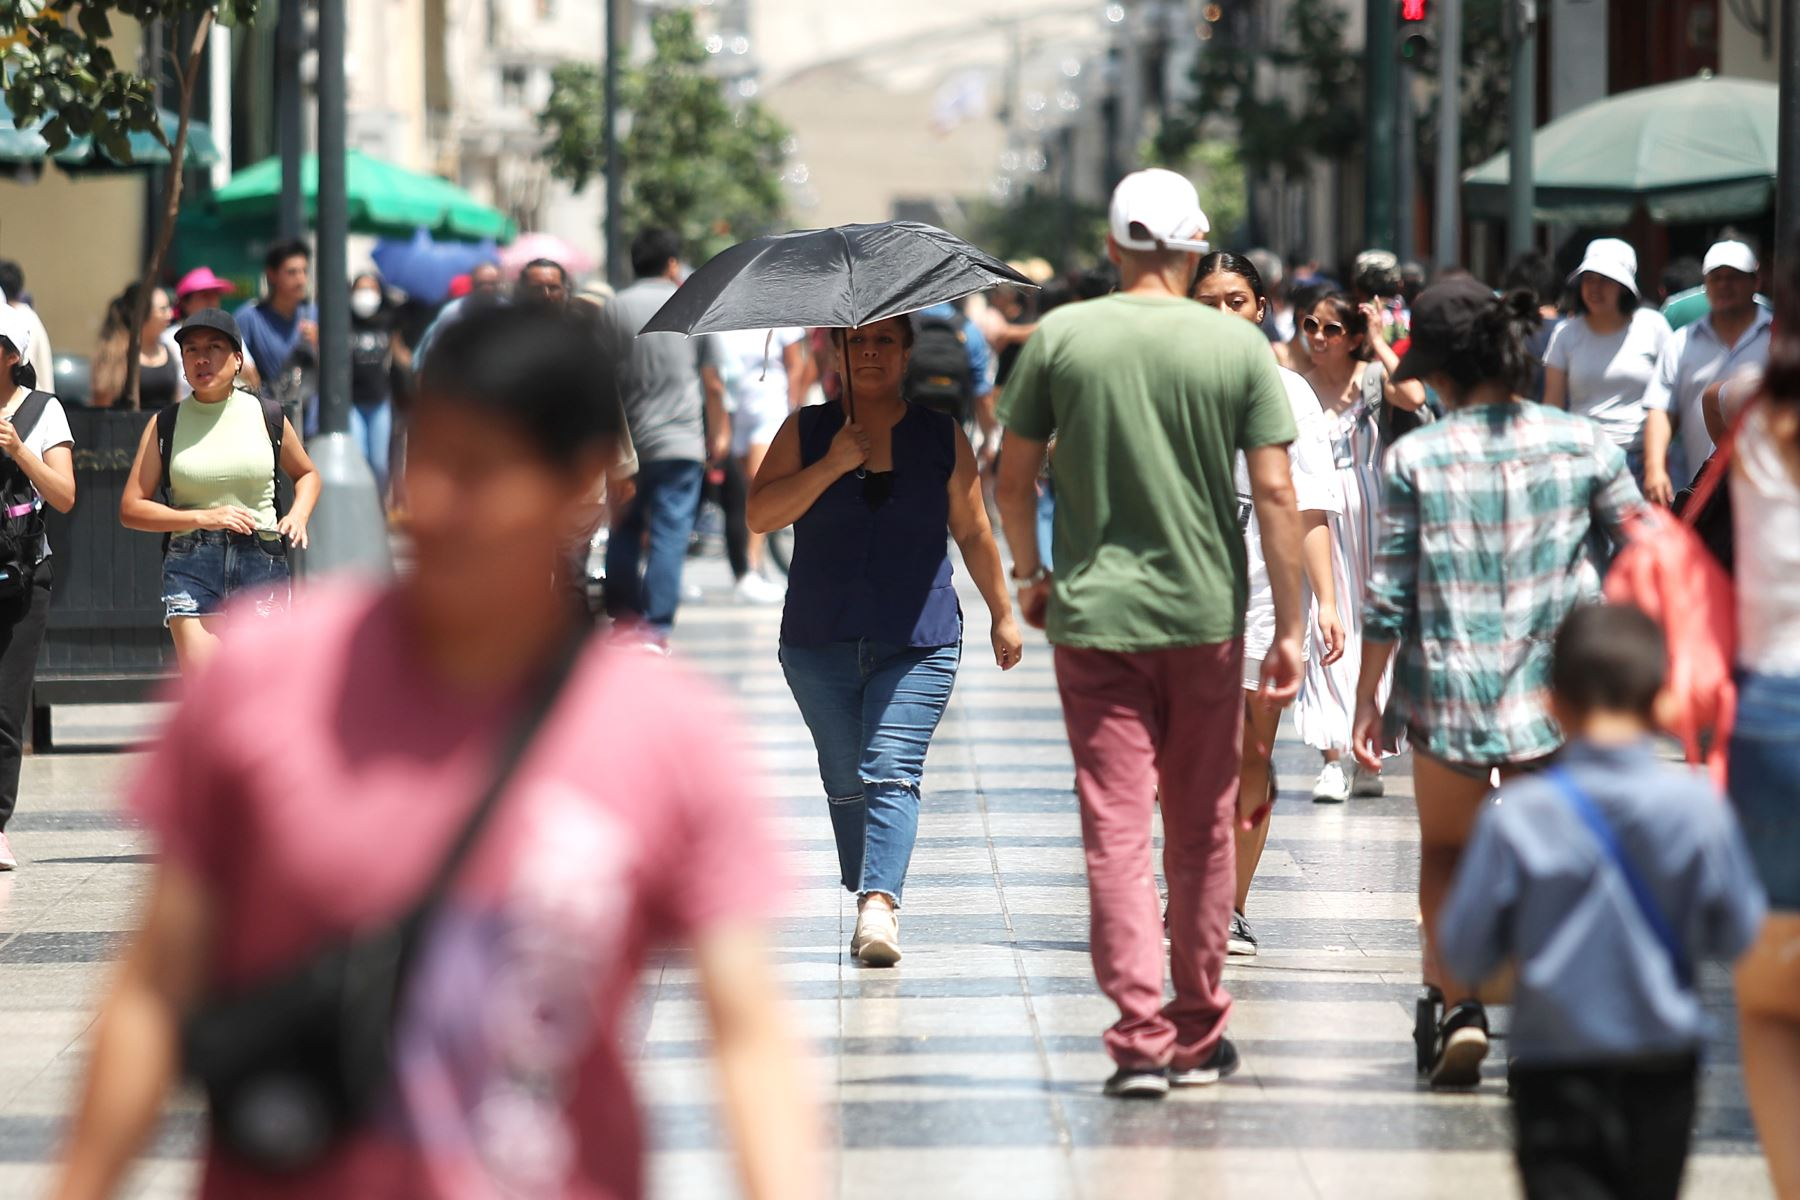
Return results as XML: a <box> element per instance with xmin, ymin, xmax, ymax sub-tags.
<box><xmin>1463</xmin><ymin>75</ymin><xmax>1778</xmax><ymax>224</ymax></box>
<box><xmin>0</xmin><ymin>95</ymin><xmax>220</xmax><ymax>172</ymax></box>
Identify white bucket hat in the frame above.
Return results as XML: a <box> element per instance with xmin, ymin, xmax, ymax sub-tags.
<box><xmin>1569</xmin><ymin>238</ymin><xmax>1641</xmax><ymax>298</ymax></box>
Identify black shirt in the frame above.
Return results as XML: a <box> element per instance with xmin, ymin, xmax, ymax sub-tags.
<box><xmin>138</xmin><ymin>350</ymin><xmax>180</xmax><ymax>410</ymax></box>
<box><xmin>350</xmin><ymin>316</ymin><xmax>392</xmax><ymax>407</ymax></box>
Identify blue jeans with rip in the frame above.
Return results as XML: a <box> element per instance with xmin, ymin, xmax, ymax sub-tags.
<box><xmin>604</xmin><ymin>459</ymin><xmax>704</xmax><ymax>635</ymax></box>
<box><xmin>781</xmin><ymin>638</ymin><xmax>961</xmax><ymax>907</ymax></box>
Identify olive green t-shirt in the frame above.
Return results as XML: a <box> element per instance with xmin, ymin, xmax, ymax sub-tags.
<box><xmin>998</xmin><ymin>293</ymin><xmax>1297</xmax><ymax>651</ymax></box>
<box><xmin>168</xmin><ymin>389</ymin><xmax>278</xmax><ymax>531</ymax></box>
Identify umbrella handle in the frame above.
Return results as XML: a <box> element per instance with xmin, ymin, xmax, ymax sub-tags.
<box><xmin>843</xmin><ymin>352</ymin><xmax>866</xmax><ymax>477</ymax></box>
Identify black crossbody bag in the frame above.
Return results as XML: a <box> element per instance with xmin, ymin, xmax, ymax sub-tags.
<box><xmin>180</xmin><ymin>636</ymin><xmax>586</xmax><ymax>1172</ymax></box>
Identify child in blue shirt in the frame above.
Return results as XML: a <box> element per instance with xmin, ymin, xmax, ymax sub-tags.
<box><xmin>1438</xmin><ymin>603</ymin><xmax>1765</xmax><ymax>1200</ymax></box>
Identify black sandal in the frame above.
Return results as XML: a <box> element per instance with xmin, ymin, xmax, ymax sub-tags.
<box><xmin>1430</xmin><ymin>1000</ymin><xmax>1489</xmax><ymax>1089</ymax></box>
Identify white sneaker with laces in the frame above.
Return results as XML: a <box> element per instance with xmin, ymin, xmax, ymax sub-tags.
<box><xmin>734</xmin><ymin>573</ymin><xmax>785</xmax><ymax>605</ymax></box>
<box><xmin>853</xmin><ymin>903</ymin><xmax>901</xmax><ymax>967</ymax></box>
<box><xmin>1351</xmin><ymin>763</ymin><xmax>1385</xmax><ymax>797</ymax></box>
<box><xmin>0</xmin><ymin>831</ymin><xmax>16</xmax><ymax>870</ymax></box>
<box><xmin>1311</xmin><ymin>761</ymin><xmax>1350</xmax><ymax>804</ymax></box>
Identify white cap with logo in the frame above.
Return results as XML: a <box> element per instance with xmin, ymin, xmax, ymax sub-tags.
<box><xmin>1109</xmin><ymin>168</ymin><xmax>1211</xmax><ymax>254</ymax></box>
<box><xmin>1703</xmin><ymin>240</ymin><xmax>1759</xmax><ymax>277</ymax></box>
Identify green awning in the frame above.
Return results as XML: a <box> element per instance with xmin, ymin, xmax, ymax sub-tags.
<box><xmin>0</xmin><ymin>96</ymin><xmax>220</xmax><ymax>172</ymax></box>
<box><xmin>1463</xmin><ymin>75</ymin><xmax>1778</xmax><ymax>224</ymax></box>
<box><xmin>212</xmin><ymin>150</ymin><xmax>517</xmax><ymax>243</ymax></box>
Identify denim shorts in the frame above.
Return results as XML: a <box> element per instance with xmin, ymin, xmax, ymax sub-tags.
<box><xmin>162</xmin><ymin>529</ymin><xmax>291</xmax><ymax>625</ymax></box>
<box><xmin>1729</xmin><ymin>670</ymin><xmax>1800</xmax><ymax>909</ymax></box>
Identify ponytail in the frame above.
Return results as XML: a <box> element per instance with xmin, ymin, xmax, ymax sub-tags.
<box><xmin>11</xmin><ymin>362</ymin><xmax>35</xmax><ymax>391</ymax></box>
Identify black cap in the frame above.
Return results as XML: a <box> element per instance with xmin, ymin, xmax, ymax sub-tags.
<box><xmin>1393</xmin><ymin>277</ymin><xmax>1497</xmax><ymax>383</ymax></box>
<box><xmin>173</xmin><ymin>307</ymin><xmax>242</xmax><ymax>353</ymax></box>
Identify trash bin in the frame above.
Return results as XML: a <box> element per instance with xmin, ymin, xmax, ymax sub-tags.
<box><xmin>31</xmin><ymin>408</ymin><xmax>176</xmax><ymax>749</ymax></box>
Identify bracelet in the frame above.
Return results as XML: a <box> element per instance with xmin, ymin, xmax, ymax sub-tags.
<box><xmin>1011</xmin><ymin>564</ymin><xmax>1047</xmax><ymax>586</ymax></box>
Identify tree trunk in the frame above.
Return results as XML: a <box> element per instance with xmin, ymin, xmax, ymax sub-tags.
<box><xmin>122</xmin><ymin>12</ymin><xmax>215</xmax><ymax>411</ymax></box>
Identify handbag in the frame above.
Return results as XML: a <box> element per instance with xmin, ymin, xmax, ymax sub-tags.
<box><xmin>0</xmin><ymin>390</ymin><xmax>54</xmax><ymax>602</ymax></box>
<box><xmin>179</xmin><ymin>634</ymin><xmax>587</xmax><ymax>1172</ymax></box>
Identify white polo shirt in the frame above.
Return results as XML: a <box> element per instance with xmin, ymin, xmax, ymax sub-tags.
<box><xmin>1644</xmin><ymin>305</ymin><xmax>1774</xmax><ymax>485</ymax></box>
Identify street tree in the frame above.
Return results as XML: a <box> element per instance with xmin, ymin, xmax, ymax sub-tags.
<box><xmin>538</xmin><ymin>8</ymin><xmax>789</xmax><ymax>265</ymax></box>
<box><xmin>0</xmin><ymin>1</ymin><xmax>260</xmax><ymax>408</ymax></box>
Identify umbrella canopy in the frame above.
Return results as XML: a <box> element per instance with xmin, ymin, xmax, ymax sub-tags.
<box><xmin>500</xmin><ymin>232</ymin><xmax>596</xmax><ymax>279</ymax></box>
<box><xmin>0</xmin><ymin>95</ymin><xmax>221</xmax><ymax>172</ymax></box>
<box><xmin>372</xmin><ymin>229</ymin><xmax>499</xmax><ymax>303</ymax></box>
<box><xmin>1463</xmin><ymin>75</ymin><xmax>1778</xmax><ymax>224</ymax></box>
<box><xmin>213</xmin><ymin>150</ymin><xmax>516</xmax><ymax>242</ymax></box>
<box><xmin>640</xmin><ymin>221</ymin><xmax>1033</xmax><ymax>338</ymax></box>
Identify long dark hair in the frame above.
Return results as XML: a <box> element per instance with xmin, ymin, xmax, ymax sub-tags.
<box><xmin>1438</xmin><ymin>289</ymin><xmax>1543</xmax><ymax>398</ymax></box>
<box><xmin>0</xmin><ymin>336</ymin><xmax>33</xmax><ymax>390</ymax></box>
<box><xmin>1191</xmin><ymin>251</ymin><xmax>1267</xmax><ymax>303</ymax></box>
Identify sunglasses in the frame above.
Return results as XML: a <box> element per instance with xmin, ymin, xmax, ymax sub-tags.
<box><xmin>1302</xmin><ymin>316</ymin><xmax>1348</xmax><ymax>339</ymax></box>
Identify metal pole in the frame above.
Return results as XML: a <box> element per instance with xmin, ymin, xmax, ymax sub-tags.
<box><xmin>1434</xmin><ymin>0</ymin><xmax>1463</xmax><ymax>271</ymax></box>
<box><xmin>604</xmin><ymin>0</ymin><xmax>628</xmax><ymax>288</ymax></box>
<box><xmin>316</xmin><ymin>0</ymin><xmax>348</xmax><ymax>438</ymax></box>
<box><xmin>276</xmin><ymin>0</ymin><xmax>303</xmax><ymax>240</ymax></box>
<box><xmin>1507</xmin><ymin>0</ymin><xmax>1537</xmax><ymax>262</ymax></box>
<box><xmin>1397</xmin><ymin>63</ymin><xmax>1416</xmax><ymax>261</ymax></box>
<box><xmin>1778</xmin><ymin>0</ymin><xmax>1800</xmax><ymax>246</ymax></box>
<box><xmin>1365</xmin><ymin>0</ymin><xmax>1398</xmax><ymax>250</ymax></box>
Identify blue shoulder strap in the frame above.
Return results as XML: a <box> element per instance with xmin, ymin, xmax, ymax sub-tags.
<box><xmin>1544</xmin><ymin>767</ymin><xmax>1693</xmax><ymax>987</ymax></box>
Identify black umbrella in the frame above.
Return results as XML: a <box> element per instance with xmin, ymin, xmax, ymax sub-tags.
<box><xmin>640</xmin><ymin>221</ymin><xmax>1034</xmax><ymax>421</ymax></box>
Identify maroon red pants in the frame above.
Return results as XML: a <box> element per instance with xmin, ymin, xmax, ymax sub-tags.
<box><xmin>1054</xmin><ymin>640</ymin><xmax>1244</xmax><ymax>1070</ymax></box>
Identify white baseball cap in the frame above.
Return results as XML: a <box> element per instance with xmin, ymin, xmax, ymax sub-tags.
<box><xmin>1703</xmin><ymin>240</ymin><xmax>1759</xmax><ymax>277</ymax></box>
<box><xmin>1109</xmin><ymin>168</ymin><xmax>1210</xmax><ymax>254</ymax></box>
<box><xmin>1569</xmin><ymin>237</ymin><xmax>1641</xmax><ymax>297</ymax></box>
<box><xmin>0</xmin><ymin>302</ymin><xmax>30</xmax><ymax>364</ymax></box>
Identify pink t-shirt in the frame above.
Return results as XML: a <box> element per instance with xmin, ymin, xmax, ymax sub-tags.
<box><xmin>132</xmin><ymin>585</ymin><xmax>783</xmax><ymax>1199</ymax></box>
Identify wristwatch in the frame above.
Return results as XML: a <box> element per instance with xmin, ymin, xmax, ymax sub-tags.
<box><xmin>1011</xmin><ymin>564</ymin><xmax>1048</xmax><ymax>586</ymax></box>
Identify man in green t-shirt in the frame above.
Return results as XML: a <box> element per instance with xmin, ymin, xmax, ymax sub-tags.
<box><xmin>995</xmin><ymin>169</ymin><xmax>1306</xmax><ymax>1100</ymax></box>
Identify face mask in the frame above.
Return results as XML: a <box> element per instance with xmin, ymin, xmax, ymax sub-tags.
<box><xmin>351</xmin><ymin>290</ymin><xmax>382</xmax><ymax>319</ymax></box>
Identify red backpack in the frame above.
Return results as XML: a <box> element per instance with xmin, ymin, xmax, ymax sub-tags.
<box><xmin>1603</xmin><ymin>414</ymin><xmax>1746</xmax><ymax>787</ymax></box>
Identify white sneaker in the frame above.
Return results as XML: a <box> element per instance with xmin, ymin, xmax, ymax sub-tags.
<box><xmin>734</xmin><ymin>573</ymin><xmax>785</xmax><ymax>605</ymax></box>
<box><xmin>1351</xmin><ymin>763</ymin><xmax>1385</xmax><ymax>797</ymax></box>
<box><xmin>853</xmin><ymin>903</ymin><xmax>901</xmax><ymax>967</ymax></box>
<box><xmin>1311</xmin><ymin>762</ymin><xmax>1350</xmax><ymax>804</ymax></box>
<box><xmin>0</xmin><ymin>832</ymin><xmax>15</xmax><ymax>870</ymax></box>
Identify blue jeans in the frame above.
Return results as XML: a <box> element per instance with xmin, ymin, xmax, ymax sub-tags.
<box><xmin>162</xmin><ymin>530</ymin><xmax>291</xmax><ymax>624</ymax></box>
<box><xmin>604</xmin><ymin>459</ymin><xmax>704</xmax><ymax>634</ymax></box>
<box><xmin>781</xmin><ymin>638</ymin><xmax>961</xmax><ymax>906</ymax></box>
<box><xmin>1730</xmin><ymin>669</ymin><xmax>1800</xmax><ymax>909</ymax></box>
<box><xmin>349</xmin><ymin>399</ymin><xmax>393</xmax><ymax>499</ymax></box>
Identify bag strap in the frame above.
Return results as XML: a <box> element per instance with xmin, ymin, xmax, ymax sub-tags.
<box><xmin>1680</xmin><ymin>397</ymin><xmax>1758</xmax><ymax>529</ymax></box>
<box><xmin>9</xmin><ymin>390</ymin><xmax>51</xmax><ymax>445</ymax></box>
<box><xmin>1543</xmin><ymin>767</ymin><xmax>1693</xmax><ymax>986</ymax></box>
<box><xmin>397</xmin><ymin>632</ymin><xmax>590</xmax><ymax>953</ymax></box>
<box><xmin>260</xmin><ymin>395</ymin><xmax>288</xmax><ymax>521</ymax></box>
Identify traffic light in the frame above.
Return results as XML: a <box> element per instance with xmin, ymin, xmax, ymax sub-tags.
<box><xmin>1399</xmin><ymin>0</ymin><xmax>1433</xmax><ymax>63</ymax></box>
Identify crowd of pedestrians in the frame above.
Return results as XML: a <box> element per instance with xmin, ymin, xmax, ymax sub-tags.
<box><xmin>0</xmin><ymin>168</ymin><xmax>1792</xmax><ymax>1199</ymax></box>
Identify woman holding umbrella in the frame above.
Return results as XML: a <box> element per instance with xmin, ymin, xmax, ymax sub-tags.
<box><xmin>748</xmin><ymin>315</ymin><xmax>1022</xmax><ymax>967</ymax></box>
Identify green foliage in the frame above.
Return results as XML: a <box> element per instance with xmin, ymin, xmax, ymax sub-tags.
<box><xmin>0</xmin><ymin>2</ymin><xmax>258</xmax><ymax>160</ymax></box>
<box><xmin>966</xmin><ymin>189</ymin><xmax>1108</xmax><ymax>269</ymax></box>
<box><xmin>538</xmin><ymin>8</ymin><xmax>789</xmax><ymax>263</ymax></box>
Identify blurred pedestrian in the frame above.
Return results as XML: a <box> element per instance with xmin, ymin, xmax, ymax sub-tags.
<box><xmin>118</xmin><ymin>309</ymin><xmax>319</xmax><ymax>674</ymax></box>
<box><xmin>1438</xmin><ymin>605</ymin><xmax>1764</xmax><ymax>1191</ymax></box>
<box><xmin>0</xmin><ymin>261</ymin><xmax>53</xmax><ymax>389</ymax></box>
<box><xmin>1352</xmin><ymin>249</ymin><xmax>1408</xmax><ymax>343</ymax></box>
<box><xmin>172</xmin><ymin>265</ymin><xmax>236</xmax><ymax>324</ymax></box>
<box><xmin>1352</xmin><ymin>278</ymin><xmax>1644</xmax><ymax>1087</ymax></box>
<box><xmin>1294</xmin><ymin>290</ymin><xmax>1429</xmax><ymax>803</ymax></box>
<box><xmin>717</xmin><ymin>326</ymin><xmax>804</xmax><ymax>604</ymax></box>
<box><xmin>1501</xmin><ymin>250</ymin><xmax>1563</xmax><ymax>403</ymax></box>
<box><xmin>1658</xmin><ymin>255</ymin><xmax>1706</xmax><ymax>327</ymax></box>
<box><xmin>349</xmin><ymin>273</ymin><xmax>405</xmax><ymax>501</ymax></box>
<box><xmin>1543</xmin><ymin>238</ymin><xmax>1671</xmax><ymax>486</ymax></box>
<box><xmin>1720</xmin><ymin>244</ymin><xmax>1800</xmax><ymax>1199</ymax></box>
<box><xmin>412</xmin><ymin>260</ymin><xmax>503</xmax><ymax>374</ymax></box>
<box><xmin>54</xmin><ymin>304</ymin><xmax>819</xmax><ymax>1200</ymax></box>
<box><xmin>234</xmin><ymin>239</ymin><xmax>318</xmax><ymax>432</ymax></box>
<box><xmin>1244</xmin><ymin>248</ymin><xmax>1290</xmax><ymax>342</ymax></box>
<box><xmin>0</xmin><ymin>305</ymin><xmax>75</xmax><ymax>872</ymax></box>
<box><xmin>1190</xmin><ymin>252</ymin><xmax>1345</xmax><ymax>958</ymax></box>
<box><xmin>996</xmin><ymin>169</ymin><xmax>1306</xmax><ymax>1098</ymax></box>
<box><xmin>1272</xmin><ymin>280</ymin><xmax>1329</xmax><ymax>373</ymax></box>
<box><xmin>595</xmin><ymin>230</ymin><xmax>727</xmax><ymax>646</ymax></box>
<box><xmin>905</xmin><ymin>297</ymin><xmax>992</xmax><ymax>436</ymax></box>
<box><xmin>1643</xmin><ymin>240</ymin><xmax>1772</xmax><ymax>500</ymax></box>
<box><xmin>91</xmin><ymin>284</ymin><xmax>182</xmax><ymax>410</ymax></box>
<box><xmin>749</xmin><ymin>315</ymin><xmax>1020</xmax><ymax>967</ymax></box>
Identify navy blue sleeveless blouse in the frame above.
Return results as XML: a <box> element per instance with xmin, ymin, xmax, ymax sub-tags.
<box><xmin>779</xmin><ymin>403</ymin><xmax>962</xmax><ymax>648</ymax></box>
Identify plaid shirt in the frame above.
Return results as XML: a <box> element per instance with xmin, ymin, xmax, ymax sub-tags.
<box><xmin>1365</xmin><ymin>402</ymin><xmax>1645</xmax><ymax>764</ymax></box>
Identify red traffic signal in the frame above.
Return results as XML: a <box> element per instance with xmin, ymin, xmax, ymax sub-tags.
<box><xmin>1401</xmin><ymin>0</ymin><xmax>1427</xmax><ymax>18</ymax></box>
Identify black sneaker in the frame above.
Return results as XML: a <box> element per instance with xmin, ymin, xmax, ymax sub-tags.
<box><xmin>1103</xmin><ymin>1065</ymin><xmax>1170</xmax><ymax>1099</ymax></box>
<box><xmin>1227</xmin><ymin>910</ymin><xmax>1259</xmax><ymax>957</ymax></box>
<box><xmin>1430</xmin><ymin>1001</ymin><xmax>1489</xmax><ymax>1089</ymax></box>
<box><xmin>1170</xmin><ymin>1037</ymin><xmax>1241</xmax><ymax>1087</ymax></box>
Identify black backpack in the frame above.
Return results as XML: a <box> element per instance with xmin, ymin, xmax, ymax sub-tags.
<box><xmin>0</xmin><ymin>390</ymin><xmax>54</xmax><ymax>600</ymax></box>
<box><xmin>905</xmin><ymin>313</ymin><xmax>975</xmax><ymax>423</ymax></box>
<box><xmin>155</xmin><ymin>392</ymin><xmax>288</xmax><ymax>551</ymax></box>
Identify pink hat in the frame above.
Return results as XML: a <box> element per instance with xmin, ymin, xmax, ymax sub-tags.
<box><xmin>174</xmin><ymin>266</ymin><xmax>236</xmax><ymax>300</ymax></box>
